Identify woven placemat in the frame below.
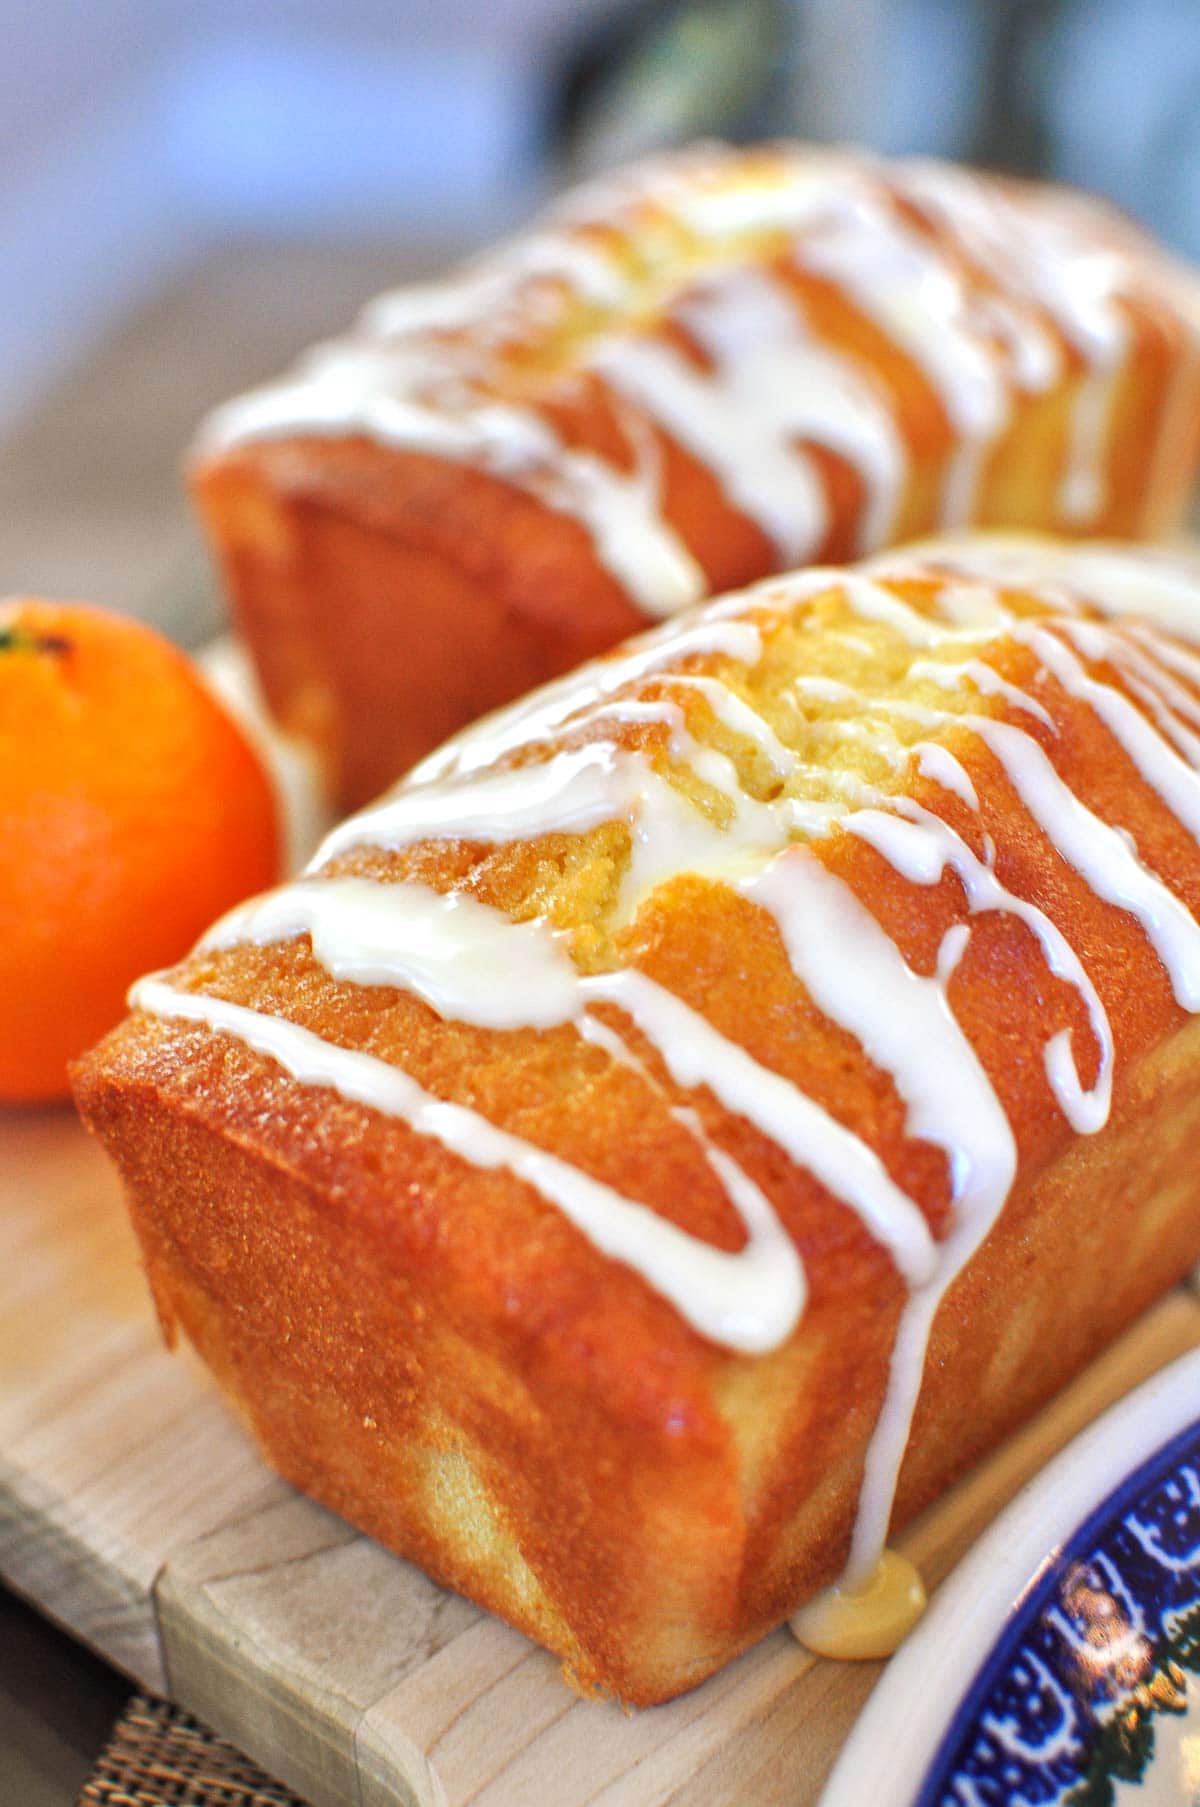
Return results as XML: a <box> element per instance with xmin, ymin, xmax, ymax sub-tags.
<box><xmin>77</xmin><ymin>1693</ymin><xmax>308</xmax><ymax>1807</ymax></box>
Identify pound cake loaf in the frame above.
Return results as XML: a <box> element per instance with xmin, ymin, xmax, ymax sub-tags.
<box><xmin>75</xmin><ymin>535</ymin><xmax>1200</xmax><ymax>1704</ymax></box>
<box><xmin>194</xmin><ymin>143</ymin><xmax>1200</xmax><ymax>809</ymax></box>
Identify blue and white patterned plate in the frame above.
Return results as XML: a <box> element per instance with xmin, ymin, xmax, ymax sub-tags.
<box><xmin>823</xmin><ymin>1346</ymin><xmax>1200</xmax><ymax>1807</ymax></box>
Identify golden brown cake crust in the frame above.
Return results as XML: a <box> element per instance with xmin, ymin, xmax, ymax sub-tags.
<box><xmin>75</xmin><ymin>540</ymin><xmax>1200</xmax><ymax>1703</ymax></box>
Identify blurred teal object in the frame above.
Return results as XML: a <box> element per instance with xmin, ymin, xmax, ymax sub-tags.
<box><xmin>547</xmin><ymin>0</ymin><xmax>795</xmax><ymax>175</ymax></box>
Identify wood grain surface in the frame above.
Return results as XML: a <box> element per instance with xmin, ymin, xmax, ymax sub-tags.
<box><xmin>3</xmin><ymin>1105</ymin><xmax>1199</xmax><ymax>1807</ymax></box>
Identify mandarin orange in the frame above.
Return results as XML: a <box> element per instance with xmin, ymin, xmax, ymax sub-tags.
<box><xmin>0</xmin><ymin>599</ymin><xmax>280</xmax><ymax>1102</ymax></box>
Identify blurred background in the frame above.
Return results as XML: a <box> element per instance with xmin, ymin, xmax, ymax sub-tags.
<box><xmin>1</xmin><ymin>0</ymin><xmax>1199</xmax><ymax>619</ymax></box>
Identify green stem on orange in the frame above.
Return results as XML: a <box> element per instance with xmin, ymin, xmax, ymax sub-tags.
<box><xmin>0</xmin><ymin>627</ymin><xmax>71</xmax><ymax>655</ymax></box>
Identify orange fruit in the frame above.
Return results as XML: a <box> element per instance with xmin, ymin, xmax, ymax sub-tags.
<box><xmin>0</xmin><ymin>599</ymin><xmax>281</xmax><ymax>1103</ymax></box>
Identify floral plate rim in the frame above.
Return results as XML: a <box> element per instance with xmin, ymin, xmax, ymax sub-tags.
<box><xmin>821</xmin><ymin>1343</ymin><xmax>1200</xmax><ymax>1807</ymax></box>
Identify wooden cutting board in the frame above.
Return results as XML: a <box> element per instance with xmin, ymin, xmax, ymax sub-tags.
<box><xmin>3</xmin><ymin>1104</ymin><xmax>1199</xmax><ymax>1807</ymax></box>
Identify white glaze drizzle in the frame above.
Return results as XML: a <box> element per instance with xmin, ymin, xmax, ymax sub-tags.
<box><xmin>1128</xmin><ymin>621</ymin><xmax>1200</xmax><ymax>685</ymax></box>
<box><xmin>593</xmin><ymin>268</ymin><xmax>904</xmax><ymax>556</ymax></box>
<box><xmin>202</xmin><ymin>364</ymin><xmax>704</xmax><ymax>620</ymax></box>
<box><xmin>737</xmin><ymin>856</ymin><xmax>1019</xmax><ymax>1582</ymax></box>
<box><xmin>1059</xmin><ymin>363</ymin><xmax>1119</xmax><ymax>522</ymax></box>
<box><xmin>203</xmin><ymin>878</ymin><xmax>583</xmax><ymax>1030</ymax></box>
<box><xmin>834</xmin><ymin>574</ymin><xmax>995</xmax><ymax>649</ymax></box>
<box><xmin>1078</xmin><ymin>622</ymin><xmax>1200</xmax><ymax>767</ymax></box>
<box><xmin>195</xmin><ymin>145</ymin><xmax>1197</xmax><ymax>619</ymax></box>
<box><xmin>1016</xmin><ymin>621</ymin><xmax>1200</xmax><ymax>843</ymax></box>
<box><xmin>738</xmin><ymin>850</ymin><xmax>1016</xmax><ymax>1214</ymax></box>
<box><xmin>892</xmin><ymin>161</ymin><xmax>1131</xmax><ymax>525</ymax></box>
<box><xmin>843</xmin><ymin>800</ymin><xmax>1113</xmax><ymax>1135</ymax></box>
<box><xmin>204</xmin><ymin>874</ymin><xmax>935</xmax><ymax>1290</ymax></box>
<box><xmin>664</xmin><ymin>674</ymin><xmax>797</xmax><ymax>775</ymax></box>
<box><xmin>912</xmin><ymin>743</ymin><xmax>979</xmax><ymax>809</ymax></box>
<box><xmin>320</xmin><ymin>741</ymin><xmax>643</xmax><ymax>863</ymax></box>
<box><xmin>362</xmin><ymin>232</ymin><xmax>632</xmax><ymax>337</ymax></box>
<box><xmin>967</xmin><ymin>715</ymin><xmax>1200</xmax><ymax>1011</ymax></box>
<box><xmin>795</xmin><ymin>190</ymin><xmax>1013</xmax><ymax>449</ymax></box>
<box><xmin>908</xmin><ymin>655</ymin><xmax>1058</xmax><ymax>730</ymax></box>
<box><xmin>895</xmin><ymin>162</ymin><xmax>1127</xmax><ymax>368</ymax></box>
<box><xmin>1120</xmin><ymin>669</ymin><xmax>1200</xmax><ymax>769</ymax></box>
<box><xmin>590</xmin><ymin>963</ymin><xmax>935</xmax><ymax>1286</ymax></box>
<box><xmin>319</xmin><ymin>735</ymin><xmax>828</xmax><ymax>926</ymax></box>
<box><xmin>1081</xmin><ymin>623</ymin><xmax>1200</xmax><ymax>735</ymax></box>
<box><xmin>661</xmin><ymin>152</ymin><xmax>832</xmax><ymax>240</ymax></box>
<box><xmin>408</xmin><ymin>612</ymin><xmax>764</xmax><ymax>782</ymax></box>
<box><xmin>137</xmin><ymin>538</ymin><xmax>1200</xmax><ymax>1599</ymax></box>
<box><xmin>899</xmin><ymin>535</ymin><xmax>1200</xmax><ymax>647</ymax></box>
<box><xmin>130</xmin><ymin>976</ymin><xmax>803</xmax><ymax>1353</ymax></box>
